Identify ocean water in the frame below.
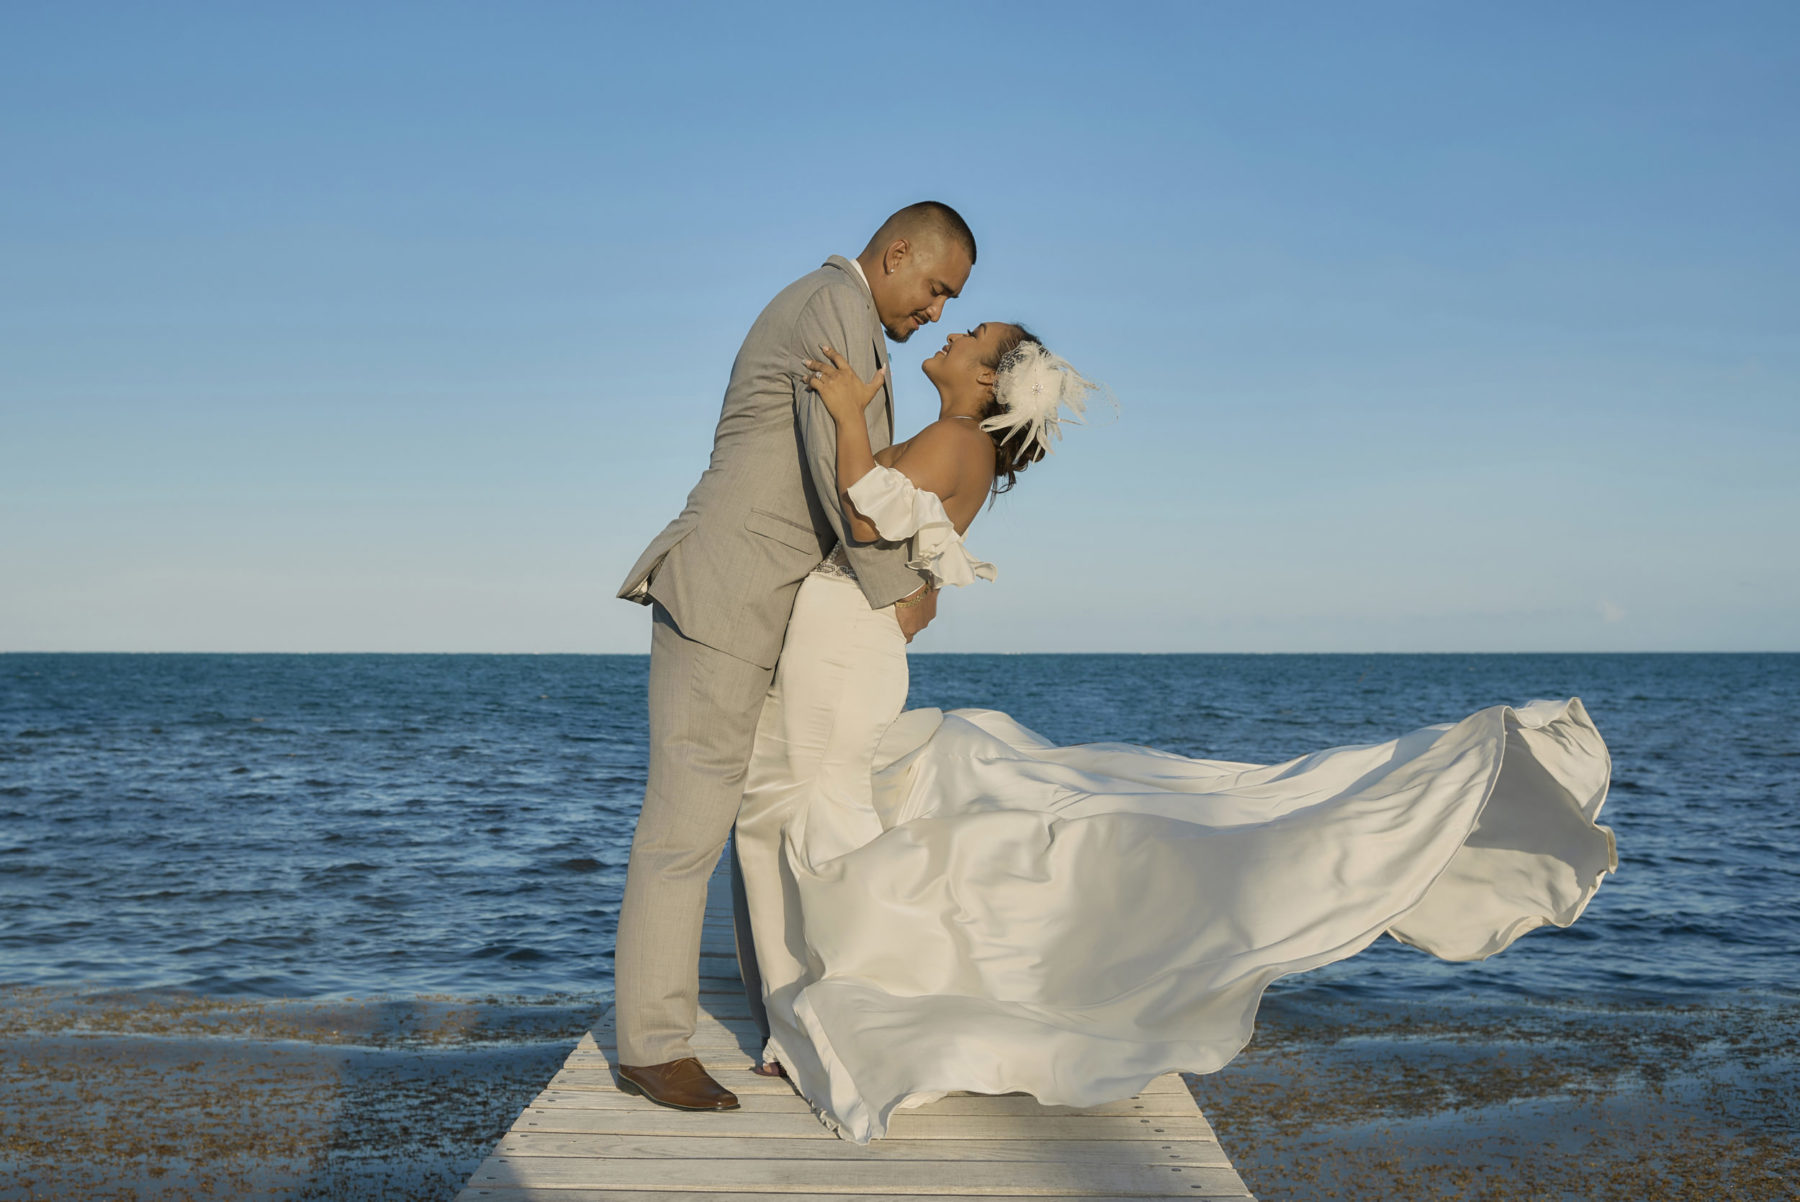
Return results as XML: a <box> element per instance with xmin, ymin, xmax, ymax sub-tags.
<box><xmin>1</xmin><ymin>652</ymin><xmax>1796</xmax><ymax>1008</ymax></box>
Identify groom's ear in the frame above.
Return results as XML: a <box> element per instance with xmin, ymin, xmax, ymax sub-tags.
<box><xmin>882</xmin><ymin>238</ymin><xmax>910</xmax><ymax>275</ymax></box>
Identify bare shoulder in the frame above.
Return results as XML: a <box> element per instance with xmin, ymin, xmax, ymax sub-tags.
<box><xmin>886</xmin><ymin>419</ymin><xmax>993</xmax><ymax>511</ymax></box>
<box><xmin>880</xmin><ymin>419</ymin><xmax>989</xmax><ymax>501</ymax></box>
<box><xmin>910</xmin><ymin>418</ymin><xmax>992</xmax><ymax>464</ymax></box>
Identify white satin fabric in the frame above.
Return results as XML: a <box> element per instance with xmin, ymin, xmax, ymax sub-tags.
<box><xmin>846</xmin><ymin>464</ymin><xmax>995</xmax><ymax>587</ymax></box>
<box><xmin>734</xmin><ymin>471</ymin><xmax>1617</xmax><ymax>1144</ymax></box>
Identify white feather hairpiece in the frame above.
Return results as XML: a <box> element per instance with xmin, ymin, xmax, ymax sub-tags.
<box><xmin>979</xmin><ymin>340</ymin><xmax>1108</xmax><ymax>457</ymax></box>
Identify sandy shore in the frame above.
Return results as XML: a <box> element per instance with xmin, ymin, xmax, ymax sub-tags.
<box><xmin>2</xmin><ymin>985</ymin><xmax>1795</xmax><ymax>1201</ymax></box>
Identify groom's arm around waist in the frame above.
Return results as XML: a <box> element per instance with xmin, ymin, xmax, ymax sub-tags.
<box><xmin>791</xmin><ymin>288</ymin><xmax>929</xmax><ymax>608</ymax></box>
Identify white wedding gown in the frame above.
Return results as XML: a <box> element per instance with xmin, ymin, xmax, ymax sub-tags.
<box><xmin>734</xmin><ymin>467</ymin><xmax>1617</xmax><ymax>1144</ymax></box>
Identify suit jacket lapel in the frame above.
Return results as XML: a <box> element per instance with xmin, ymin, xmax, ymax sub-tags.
<box><xmin>871</xmin><ymin>332</ymin><xmax>894</xmax><ymax>445</ymax></box>
<box><xmin>823</xmin><ymin>255</ymin><xmax>895</xmax><ymax>447</ymax></box>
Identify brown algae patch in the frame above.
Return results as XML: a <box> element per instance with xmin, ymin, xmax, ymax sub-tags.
<box><xmin>0</xmin><ymin>984</ymin><xmax>597</xmax><ymax>1048</ymax></box>
<box><xmin>0</xmin><ymin>986</ymin><xmax>603</xmax><ymax>1201</ymax></box>
<box><xmin>1185</xmin><ymin>995</ymin><xmax>1800</xmax><ymax>1200</ymax></box>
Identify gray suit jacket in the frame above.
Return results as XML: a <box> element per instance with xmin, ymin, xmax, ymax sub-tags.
<box><xmin>617</xmin><ymin>256</ymin><xmax>929</xmax><ymax>670</ymax></box>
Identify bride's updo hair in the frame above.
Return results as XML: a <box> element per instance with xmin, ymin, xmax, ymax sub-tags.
<box><xmin>977</xmin><ymin>324</ymin><xmax>1047</xmax><ymax>497</ymax></box>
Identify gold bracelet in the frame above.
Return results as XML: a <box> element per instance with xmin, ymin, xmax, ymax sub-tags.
<box><xmin>894</xmin><ymin>589</ymin><xmax>931</xmax><ymax>609</ymax></box>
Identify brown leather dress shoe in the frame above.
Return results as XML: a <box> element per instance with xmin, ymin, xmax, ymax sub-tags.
<box><xmin>616</xmin><ymin>1056</ymin><xmax>740</xmax><ymax>1111</ymax></box>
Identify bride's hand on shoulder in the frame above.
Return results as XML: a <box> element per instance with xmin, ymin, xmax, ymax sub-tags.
<box><xmin>803</xmin><ymin>345</ymin><xmax>886</xmax><ymax>426</ymax></box>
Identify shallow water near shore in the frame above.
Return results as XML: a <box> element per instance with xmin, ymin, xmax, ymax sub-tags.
<box><xmin>0</xmin><ymin>986</ymin><xmax>591</xmax><ymax>1201</ymax></box>
<box><xmin>1190</xmin><ymin>988</ymin><xmax>1799</xmax><ymax>1201</ymax></box>
<box><xmin>2</xmin><ymin>984</ymin><xmax>1792</xmax><ymax>1201</ymax></box>
<box><xmin>3</xmin><ymin>651</ymin><xmax>1797</xmax><ymax>1199</ymax></box>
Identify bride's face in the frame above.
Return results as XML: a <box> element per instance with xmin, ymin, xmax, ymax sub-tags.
<box><xmin>921</xmin><ymin>322</ymin><xmax>1013</xmax><ymax>404</ymax></box>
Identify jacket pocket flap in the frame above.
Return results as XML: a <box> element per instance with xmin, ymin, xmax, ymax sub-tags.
<box><xmin>744</xmin><ymin>507</ymin><xmax>822</xmax><ymax>554</ymax></box>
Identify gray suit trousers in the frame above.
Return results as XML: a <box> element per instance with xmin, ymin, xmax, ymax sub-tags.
<box><xmin>614</xmin><ymin>603</ymin><xmax>774</xmax><ymax>1065</ymax></box>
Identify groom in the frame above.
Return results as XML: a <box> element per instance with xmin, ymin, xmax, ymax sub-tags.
<box><xmin>611</xmin><ymin>202</ymin><xmax>977</xmax><ymax>1110</ymax></box>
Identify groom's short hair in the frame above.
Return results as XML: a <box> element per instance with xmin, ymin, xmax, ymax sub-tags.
<box><xmin>866</xmin><ymin>201</ymin><xmax>977</xmax><ymax>266</ymax></box>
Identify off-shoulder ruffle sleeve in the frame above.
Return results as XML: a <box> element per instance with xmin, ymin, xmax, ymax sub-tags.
<box><xmin>845</xmin><ymin>465</ymin><xmax>997</xmax><ymax>589</ymax></box>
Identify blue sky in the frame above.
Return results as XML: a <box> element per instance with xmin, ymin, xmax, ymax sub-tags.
<box><xmin>2</xmin><ymin>2</ymin><xmax>1794</xmax><ymax>652</ymax></box>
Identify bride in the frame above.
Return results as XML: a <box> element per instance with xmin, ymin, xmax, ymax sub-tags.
<box><xmin>732</xmin><ymin>326</ymin><xmax>1618</xmax><ymax>1144</ymax></box>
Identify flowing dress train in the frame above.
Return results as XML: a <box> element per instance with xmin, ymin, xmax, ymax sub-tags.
<box><xmin>733</xmin><ymin>467</ymin><xmax>1616</xmax><ymax>1143</ymax></box>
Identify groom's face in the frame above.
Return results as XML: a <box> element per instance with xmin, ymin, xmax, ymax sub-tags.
<box><xmin>875</xmin><ymin>238</ymin><xmax>972</xmax><ymax>343</ymax></box>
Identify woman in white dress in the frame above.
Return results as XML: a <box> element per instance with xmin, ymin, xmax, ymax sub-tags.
<box><xmin>732</xmin><ymin>325</ymin><xmax>1617</xmax><ymax>1144</ymax></box>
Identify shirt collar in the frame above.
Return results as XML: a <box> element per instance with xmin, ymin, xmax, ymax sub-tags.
<box><xmin>845</xmin><ymin>256</ymin><xmax>888</xmax><ymax>368</ymax></box>
<box><xmin>846</xmin><ymin>256</ymin><xmax>873</xmax><ymax>297</ymax></box>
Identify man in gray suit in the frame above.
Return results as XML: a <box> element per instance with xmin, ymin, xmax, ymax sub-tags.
<box><xmin>612</xmin><ymin>202</ymin><xmax>977</xmax><ymax>1110</ymax></box>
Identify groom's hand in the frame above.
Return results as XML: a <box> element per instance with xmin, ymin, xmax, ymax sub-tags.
<box><xmin>895</xmin><ymin>585</ymin><xmax>938</xmax><ymax>642</ymax></box>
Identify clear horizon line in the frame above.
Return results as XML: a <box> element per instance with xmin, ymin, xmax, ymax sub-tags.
<box><xmin>4</xmin><ymin>649</ymin><xmax>1796</xmax><ymax>657</ymax></box>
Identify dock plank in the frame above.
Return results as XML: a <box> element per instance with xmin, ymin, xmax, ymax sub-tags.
<box><xmin>495</xmin><ymin>1132</ymin><xmax>1233</xmax><ymax>1166</ymax></box>
<box><xmin>454</xmin><ymin>862</ymin><xmax>1254</xmax><ymax>1201</ymax></box>
<box><xmin>462</xmin><ymin>1156</ymin><xmax>1244</xmax><ymax>1195</ymax></box>
<box><xmin>461</xmin><ymin>1193</ymin><xmax>1249</xmax><ymax>1201</ymax></box>
<box><xmin>508</xmin><ymin>1106</ymin><xmax>1222</xmax><ymax>1142</ymax></box>
<box><xmin>530</xmin><ymin>1089</ymin><xmax>1214</xmax><ymax>1118</ymax></box>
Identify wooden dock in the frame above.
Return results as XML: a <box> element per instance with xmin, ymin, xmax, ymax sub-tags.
<box><xmin>456</xmin><ymin>866</ymin><xmax>1256</xmax><ymax>1201</ymax></box>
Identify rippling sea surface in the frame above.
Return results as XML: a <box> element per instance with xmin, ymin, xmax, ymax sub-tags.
<box><xmin>2</xmin><ymin>652</ymin><xmax>1796</xmax><ymax>1006</ymax></box>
